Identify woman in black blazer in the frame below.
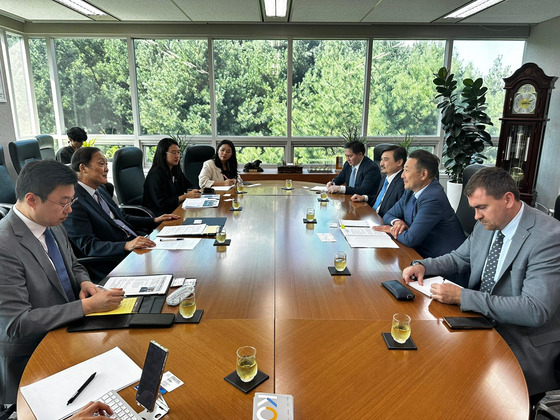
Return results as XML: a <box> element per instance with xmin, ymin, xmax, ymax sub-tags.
<box><xmin>143</xmin><ymin>138</ymin><xmax>201</xmax><ymax>216</ymax></box>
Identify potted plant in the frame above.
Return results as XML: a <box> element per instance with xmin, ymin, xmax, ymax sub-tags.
<box><xmin>433</xmin><ymin>67</ymin><xmax>493</xmax><ymax>209</ymax></box>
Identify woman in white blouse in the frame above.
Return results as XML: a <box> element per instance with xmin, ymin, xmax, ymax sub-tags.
<box><xmin>199</xmin><ymin>139</ymin><xmax>242</xmax><ymax>189</ymax></box>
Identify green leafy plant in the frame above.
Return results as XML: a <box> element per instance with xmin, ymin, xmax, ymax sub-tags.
<box><xmin>433</xmin><ymin>67</ymin><xmax>493</xmax><ymax>183</ymax></box>
<box><xmin>169</xmin><ymin>134</ymin><xmax>193</xmax><ymax>154</ymax></box>
<box><xmin>341</xmin><ymin>126</ymin><xmax>366</xmax><ymax>145</ymax></box>
<box><xmin>83</xmin><ymin>137</ymin><xmax>96</xmax><ymax>147</ymax></box>
<box><xmin>398</xmin><ymin>133</ymin><xmax>415</xmax><ymax>151</ymax></box>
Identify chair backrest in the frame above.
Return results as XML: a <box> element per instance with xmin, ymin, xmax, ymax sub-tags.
<box><xmin>112</xmin><ymin>146</ymin><xmax>145</xmax><ymax>206</ymax></box>
<box><xmin>373</xmin><ymin>143</ymin><xmax>397</xmax><ymax>167</ymax></box>
<box><xmin>0</xmin><ymin>145</ymin><xmax>17</xmax><ymax>204</ymax></box>
<box><xmin>181</xmin><ymin>144</ymin><xmax>215</xmax><ymax>189</ymax></box>
<box><xmin>8</xmin><ymin>139</ymin><xmax>42</xmax><ymax>174</ymax></box>
<box><xmin>555</xmin><ymin>195</ymin><xmax>560</xmax><ymax>222</ymax></box>
<box><xmin>456</xmin><ymin>164</ymin><xmax>486</xmax><ymax>235</ymax></box>
<box><xmin>36</xmin><ymin>134</ymin><xmax>56</xmax><ymax>160</ymax></box>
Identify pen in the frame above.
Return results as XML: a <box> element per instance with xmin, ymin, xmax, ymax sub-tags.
<box><xmin>67</xmin><ymin>372</ymin><xmax>96</xmax><ymax>405</ymax></box>
<box><xmin>160</xmin><ymin>238</ymin><xmax>184</xmax><ymax>241</ymax></box>
<box><xmin>96</xmin><ymin>284</ymin><xmax>108</xmax><ymax>290</ymax></box>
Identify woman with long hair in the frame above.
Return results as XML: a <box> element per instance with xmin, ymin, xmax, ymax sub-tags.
<box><xmin>199</xmin><ymin>139</ymin><xmax>242</xmax><ymax>189</ymax></box>
<box><xmin>143</xmin><ymin>138</ymin><xmax>201</xmax><ymax>216</ymax></box>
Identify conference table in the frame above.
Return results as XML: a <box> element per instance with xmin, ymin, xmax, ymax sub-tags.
<box><xmin>17</xmin><ymin>181</ymin><xmax>529</xmax><ymax>419</ymax></box>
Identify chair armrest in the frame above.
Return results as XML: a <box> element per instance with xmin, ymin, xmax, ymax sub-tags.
<box><xmin>118</xmin><ymin>204</ymin><xmax>155</xmax><ymax>218</ymax></box>
<box><xmin>535</xmin><ymin>202</ymin><xmax>553</xmax><ymax>216</ymax></box>
<box><xmin>0</xmin><ymin>203</ymin><xmax>13</xmax><ymax>218</ymax></box>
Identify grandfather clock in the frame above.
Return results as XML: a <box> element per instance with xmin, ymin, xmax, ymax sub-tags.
<box><xmin>496</xmin><ymin>62</ymin><xmax>557</xmax><ymax>205</ymax></box>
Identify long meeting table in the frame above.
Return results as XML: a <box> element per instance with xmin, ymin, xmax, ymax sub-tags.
<box><xmin>17</xmin><ymin>181</ymin><xmax>529</xmax><ymax>419</ymax></box>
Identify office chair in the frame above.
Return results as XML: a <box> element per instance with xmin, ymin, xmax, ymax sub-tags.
<box><xmin>0</xmin><ymin>145</ymin><xmax>16</xmax><ymax>218</ymax></box>
<box><xmin>112</xmin><ymin>146</ymin><xmax>154</xmax><ymax>217</ymax></box>
<box><xmin>36</xmin><ymin>134</ymin><xmax>56</xmax><ymax>160</ymax></box>
<box><xmin>181</xmin><ymin>144</ymin><xmax>215</xmax><ymax>189</ymax></box>
<box><xmin>456</xmin><ymin>164</ymin><xmax>486</xmax><ymax>235</ymax></box>
<box><xmin>555</xmin><ymin>195</ymin><xmax>560</xmax><ymax>222</ymax></box>
<box><xmin>9</xmin><ymin>139</ymin><xmax>42</xmax><ymax>174</ymax></box>
<box><xmin>373</xmin><ymin>143</ymin><xmax>396</xmax><ymax>168</ymax></box>
<box><xmin>69</xmin><ymin>240</ymin><xmax>122</xmax><ymax>284</ymax></box>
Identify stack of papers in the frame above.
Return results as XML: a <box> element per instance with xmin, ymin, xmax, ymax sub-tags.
<box><xmin>157</xmin><ymin>225</ymin><xmax>207</xmax><ymax>237</ymax></box>
<box><xmin>104</xmin><ymin>274</ymin><xmax>172</xmax><ymax>295</ymax></box>
<box><xmin>182</xmin><ymin>198</ymin><xmax>219</xmax><ymax>208</ymax></box>
<box><xmin>407</xmin><ymin>276</ymin><xmax>463</xmax><ymax>297</ymax></box>
<box><xmin>340</xmin><ymin>226</ymin><xmax>398</xmax><ymax>248</ymax></box>
<box><xmin>212</xmin><ymin>185</ymin><xmax>233</xmax><ymax>191</ymax></box>
<box><xmin>152</xmin><ymin>237</ymin><xmax>202</xmax><ymax>250</ymax></box>
<box><xmin>253</xmin><ymin>393</ymin><xmax>294</xmax><ymax>420</ymax></box>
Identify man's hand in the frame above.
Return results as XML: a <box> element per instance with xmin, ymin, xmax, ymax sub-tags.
<box><xmin>430</xmin><ymin>283</ymin><xmax>462</xmax><ymax>305</ymax></box>
<box><xmin>327</xmin><ymin>184</ymin><xmax>342</xmax><ymax>194</ymax></box>
<box><xmin>185</xmin><ymin>189</ymin><xmax>201</xmax><ymax>199</ymax></box>
<box><xmin>373</xmin><ymin>225</ymin><xmax>392</xmax><ymax>234</ymax></box>
<box><xmin>79</xmin><ymin>281</ymin><xmax>99</xmax><ymax>299</ymax></box>
<box><xmin>69</xmin><ymin>401</ymin><xmax>113</xmax><ymax>419</ymax></box>
<box><xmin>351</xmin><ymin>194</ymin><xmax>366</xmax><ymax>202</ymax></box>
<box><xmin>125</xmin><ymin>236</ymin><xmax>156</xmax><ymax>252</ymax></box>
<box><xmin>402</xmin><ymin>264</ymin><xmax>426</xmax><ymax>285</ymax></box>
<box><xmin>154</xmin><ymin>214</ymin><xmax>180</xmax><ymax>224</ymax></box>
<box><xmin>326</xmin><ymin>181</ymin><xmax>333</xmax><ymax>188</ymax></box>
<box><xmin>81</xmin><ymin>289</ymin><xmax>124</xmax><ymax>315</ymax></box>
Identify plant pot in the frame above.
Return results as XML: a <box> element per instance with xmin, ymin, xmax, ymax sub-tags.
<box><xmin>447</xmin><ymin>181</ymin><xmax>463</xmax><ymax>212</ymax></box>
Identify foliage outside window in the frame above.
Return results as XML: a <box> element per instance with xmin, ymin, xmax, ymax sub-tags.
<box><xmin>29</xmin><ymin>38</ymin><xmax>56</xmax><ymax>134</ymax></box>
<box><xmin>55</xmin><ymin>38</ymin><xmax>133</xmax><ymax>135</ymax></box>
<box><xmin>135</xmin><ymin>39</ymin><xmax>211</xmax><ymax>135</ymax></box>
<box><xmin>237</xmin><ymin>146</ymin><xmax>284</xmax><ymax>165</ymax></box>
<box><xmin>214</xmin><ymin>40</ymin><xmax>288</xmax><ymax>136</ymax></box>
<box><xmin>293</xmin><ymin>146</ymin><xmax>345</xmax><ymax>165</ymax></box>
<box><xmin>292</xmin><ymin>40</ymin><xmax>367</xmax><ymax>137</ymax></box>
<box><xmin>6</xmin><ymin>33</ymin><xmax>34</xmax><ymax>136</ymax></box>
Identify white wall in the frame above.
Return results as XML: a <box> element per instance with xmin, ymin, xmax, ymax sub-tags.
<box><xmin>524</xmin><ymin>16</ymin><xmax>560</xmax><ymax>210</ymax></box>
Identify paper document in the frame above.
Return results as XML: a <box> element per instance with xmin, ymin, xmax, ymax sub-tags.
<box><xmin>201</xmin><ymin>194</ymin><xmax>220</xmax><ymax>199</ymax></box>
<box><xmin>104</xmin><ymin>274</ymin><xmax>172</xmax><ymax>295</ymax></box>
<box><xmin>182</xmin><ymin>198</ymin><xmax>219</xmax><ymax>208</ymax></box>
<box><xmin>345</xmin><ymin>234</ymin><xmax>399</xmax><ymax>248</ymax></box>
<box><xmin>213</xmin><ymin>185</ymin><xmax>233</xmax><ymax>191</ymax></box>
<box><xmin>157</xmin><ymin>225</ymin><xmax>207</xmax><ymax>237</ymax></box>
<box><xmin>152</xmin><ymin>237</ymin><xmax>201</xmax><ymax>250</ymax></box>
<box><xmin>316</xmin><ymin>233</ymin><xmax>336</xmax><ymax>242</ymax></box>
<box><xmin>339</xmin><ymin>219</ymin><xmax>372</xmax><ymax>228</ymax></box>
<box><xmin>86</xmin><ymin>297</ymin><xmax>140</xmax><ymax>316</ymax></box>
<box><xmin>311</xmin><ymin>186</ymin><xmax>327</xmax><ymax>191</ymax></box>
<box><xmin>171</xmin><ymin>278</ymin><xmax>197</xmax><ymax>288</ymax></box>
<box><xmin>340</xmin><ymin>227</ymin><xmax>383</xmax><ymax>237</ymax></box>
<box><xmin>21</xmin><ymin>347</ymin><xmax>142</xmax><ymax>420</ymax></box>
<box><xmin>253</xmin><ymin>393</ymin><xmax>294</xmax><ymax>420</ymax></box>
<box><xmin>247</xmin><ymin>183</ymin><xmax>261</xmax><ymax>187</ymax></box>
<box><xmin>407</xmin><ymin>276</ymin><xmax>464</xmax><ymax>297</ymax></box>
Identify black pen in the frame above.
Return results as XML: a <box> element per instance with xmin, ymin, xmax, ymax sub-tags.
<box><xmin>67</xmin><ymin>372</ymin><xmax>96</xmax><ymax>405</ymax></box>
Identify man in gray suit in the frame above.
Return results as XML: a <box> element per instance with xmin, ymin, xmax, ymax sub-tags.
<box><xmin>402</xmin><ymin>167</ymin><xmax>560</xmax><ymax>398</ymax></box>
<box><xmin>0</xmin><ymin>160</ymin><xmax>123</xmax><ymax>409</ymax></box>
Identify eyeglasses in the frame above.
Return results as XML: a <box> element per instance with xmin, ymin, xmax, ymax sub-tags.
<box><xmin>166</xmin><ymin>151</ymin><xmax>182</xmax><ymax>157</ymax></box>
<box><xmin>35</xmin><ymin>194</ymin><xmax>78</xmax><ymax>211</ymax></box>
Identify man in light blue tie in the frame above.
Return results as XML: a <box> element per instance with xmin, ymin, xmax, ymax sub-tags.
<box><xmin>327</xmin><ymin>140</ymin><xmax>381</xmax><ymax>196</ymax></box>
<box><xmin>0</xmin><ymin>160</ymin><xmax>124</xmax><ymax>408</ymax></box>
<box><xmin>351</xmin><ymin>145</ymin><xmax>406</xmax><ymax>217</ymax></box>
<box><xmin>402</xmin><ymin>167</ymin><xmax>560</xmax><ymax>400</ymax></box>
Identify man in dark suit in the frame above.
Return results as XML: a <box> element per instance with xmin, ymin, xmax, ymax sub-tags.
<box><xmin>63</xmin><ymin>148</ymin><xmax>179</xmax><ymax>279</ymax></box>
<box><xmin>403</xmin><ymin>167</ymin><xmax>560</xmax><ymax>399</ymax></box>
<box><xmin>0</xmin><ymin>160</ymin><xmax>123</xmax><ymax>409</ymax></box>
<box><xmin>327</xmin><ymin>140</ymin><xmax>381</xmax><ymax>196</ymax></box>
<box><xmin>375</xmin><ymin>150</ymin><xmax>465</xmax><ymax>259</ymax></box>
<box><xmin>351</xmin><ymin>145</ymin><xmax>406</xmax><ymax>217</ymax></box>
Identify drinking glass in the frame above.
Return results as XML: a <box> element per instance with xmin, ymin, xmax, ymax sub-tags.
<box><xmin>320</xmin><ymin>191</ymin><xmax>328</xmax><ymax>200</ymax></box>
<box><xmin>236</xmin><ymin>182</ymin><xmax>244</xmax><ymax>193</ymax></box>
<box><xmin>391</xmin><ymin>313</ymin><xmax>411</xmax><ymax>344</ymax></box>
<box><xmin>334</xmin><ymin>251</ymin><xmax>347</xmax><ymax>272</ymax></box>
<box><xmin>232</xmin><ymin>198</ymin><xmax>240</xmax><ymax>210</ymax></box>
<box><xmin>179</xmin><ymin>292</ymin><xmax>196</xmax><ymax>319</ymax></box>
<box><xmin>285</xmin><ymin>179</ymin><xmax>293</xmax><ymax>189</ymax></box>
<box><xmin>216</xmin><ymin>227</ymin><xmax>227</xmax><ymax>244</ymax></box>
<box><xmin>306</xmin><ymin>208</ymin><xmax>315</xmax><ymax>222</ymax></box>
<box><xmin>236</xmin><ymin>346</ymin><xmax>258</xmax><ymax>382</ymax></box>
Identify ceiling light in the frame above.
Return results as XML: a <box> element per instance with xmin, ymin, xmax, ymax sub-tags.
<box><xmin>444</xmin><ymin>0</ymin><xmax>505</xmax><ymax>19</ymax></box>
<box><xmin>264</xmin><ymin>0</ymin><xmax>288</xmax><ymax>17</ymax></box>
<box><xmin>53</xmin><ymin>0</ymin><xmax>106</xmax><ymax>16</ymax></box>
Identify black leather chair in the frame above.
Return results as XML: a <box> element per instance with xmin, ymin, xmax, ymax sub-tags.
<box><xmin>456</xmin><ymin>164</ymin><xmax>486</xmax><ymax>235</ymax></box>
<box><xmin>9</xmin><ymin>139</ymin><xmax>42</xmax><ymax>174</ymax></box>
<box><xmin>112</xmin><ymin>146</ymin><xmax>154</xmax><ymax>217</ymax></box>
<box><xmin>36</xmin><ymin>134</ymin><xmax>56</xmax><ymax>160</ymax></box>
<box><xmin>0</xmin><ymin>145</ymin><xmax>16</xmax><ymax>218</ymax></box>
<box><xmin>181</xmin><ymin>144</ymin><xmax>215</xmax><ymax>189</ymax></box>
<box><xmin>555</xmin><ymin>195</ymin><xmax>560</xmax><ymax>222</ymax></box>
<box><xmin>373</xmin><ymin>143</ymin><xmax>396</xmax><ymax>168</ymax></box>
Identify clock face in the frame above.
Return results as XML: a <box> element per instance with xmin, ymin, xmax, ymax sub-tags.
<box><xmin>512</xmin><ymin>84</ymin><xmax>537</xmax><ymax>114</ymax></box>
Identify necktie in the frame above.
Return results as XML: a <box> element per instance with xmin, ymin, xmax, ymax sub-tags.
<box><xmin>480</xmin><ymin>231</ymin><xmax>505</xmax><ymax>293</ymax></box>
<box><xmin>94</xmin><ymin>191</ymin><xmax>137</xmax><ymax>238</ymax></box>
<box><xmin>373</xmin><ymin>178</ymin><xmax>389</xmax><ymax>210</ymax></box>
<box><xmin>406</xmin><ymin>195</ymin><xmax>417</xmax><ymax>224</ymax></box>
<box><xmin>44</xmin><ymin>228</ymin><xmax>75</xmax><ymax>301</ymax></box>
<box><xmin>349</xmin><ymin>166</ymin><xmax>357</xmax><ymax>188</ymax></box>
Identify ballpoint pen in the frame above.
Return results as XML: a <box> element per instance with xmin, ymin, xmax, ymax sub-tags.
<box><xmin>67</xmin><ymin>372</ymin><xmax>97</xmax><ymax>405</ymax></box>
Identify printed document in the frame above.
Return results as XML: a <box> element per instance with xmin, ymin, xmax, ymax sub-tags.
<box><xmin>407</xmin><ymin>276</ymin><xmax>463</xmax><ymax>297</ymax></box>
<box><xmin>152</xmin><ymin>237</ymin><xmax>201</xmax><ymax>250</ymax></box>
<box><xmin>157</xmin><ymin>224</ymin><xmax>207</xmax><ymax>237</ymax></box>
<box><xmin>340</xmin><ymin>225</ymin><xmax>398</xmax><ymax>248</ymax></box>
<box><xmin>182</xmin><ymin>198</ymin><xmax>219</xmax><ymax>208</ymax></box>
<box><xmin>104</xmin><ymin>274</ymin><xmax>172</xmax><ymax>295</ymax></box>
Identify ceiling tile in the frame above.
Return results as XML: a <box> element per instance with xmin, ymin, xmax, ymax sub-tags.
<box><xmin>462</xmin><ymin>0</ymin><xmax>560</xmax><ymax>24</ymax></box>
<box><xmin>0</xmin><ymin>0</ymin><xmax>90</xmax><ymax>21</ymax></box>
<box><xmin>89</xmin><ymin>0</ymin><xmax>189</xmax><ymax>21</ymax></box>
<box><xmin>172</xmin><ymin>0</ymin><xmax>262</xmax><ymax>22</ymax></box>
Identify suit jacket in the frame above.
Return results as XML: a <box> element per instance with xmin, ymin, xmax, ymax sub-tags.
<box><xmin>63</xmin><ymin>184</ymin><xmax>156</xmax><ymax>259</ymax></box>
<box><xmin>332</xmin><ymin>156</ymin><xmax>381</xmax><ymax>196</ymax></box>
<box><xmin>55</xmin><ymin>145</ymin><xmax>74</xmax><ymax>164</ymax></box>
<box><xmin>199</xmin><ymin>160</ymin><xmax>242</xmax><ymax>189</ymax></box>
<box><xmin>0</xmin><ymin>210</ymin><xmax>87</xmax><ymax>403</ymax></box>
<box><xmin>420</xmin><ymin>205</ymin><xmax>560</xmax><ymax>395</ymax></box>
<box><xmin>383</xmin><ymin>180</ymin><xmax>465</xmax><ymax>259</ymax></box>
<box><xmin>367</xmin><ymin>170</ymin><xmax>405</xmax><ymax>217</ymax></box>
<box><xmin>143</xmin><ymin>166</ymin><xmax>191</xmax><ymax>216</ymax></box>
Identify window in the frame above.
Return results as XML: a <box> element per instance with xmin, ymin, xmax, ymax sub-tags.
<box><xmin>55</xmin><ymin>38</ymin><xmax>133</xmax><ymax>135</ymax></box>
<box><xmin>237</xmin><ymin>146</ymin><xmax>284</xmax><ymax>165</ymax></box>
<box><xmin>6</xmin><ymin>33</ymin><xmax>34</xmax><ymax>136</ymax></box>
<box><xmin>369</xmin><ymin>40</ymin><xmax>445</xmax><ymax>137</ymax></box>
<box><xmin>214</xmin><ymin>40</ymin><xmax>288</xmax><ymax>136</ymax></box>
<box><xmin>135</xmin><ymin>39</ymin><xmax>211</xmax><ymax>136</ymax></box>
<box><xmin>292</xmin><ymin>40</ymin><xmax>367</xmax><ymax>136</ymax></box>
<box><xmin>29</xmin><ymin>38</ymin><xmax>56</xmax><ymax>134</ymax></box>
<box><xmin>293</xmin><ymin>146</ymin><xmax>344</xmax><ymax>165</ymax></box>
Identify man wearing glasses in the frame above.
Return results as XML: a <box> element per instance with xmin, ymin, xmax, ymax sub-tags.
<box><xmin>0</xmin><ymin>160</ymin><xmax>124</xmax><ymax>413</ymax></box>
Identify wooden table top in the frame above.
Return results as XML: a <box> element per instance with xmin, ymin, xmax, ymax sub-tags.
<box><xmin>17</xmin><ymin>181</ymin><xmax>529</xmax><ymax>419</ymax></box>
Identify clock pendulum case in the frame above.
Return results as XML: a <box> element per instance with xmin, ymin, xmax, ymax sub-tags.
<box><xmin>496</xmin><ymin>62</ymin><xmax>557</xmax><ymax>205</ymax></box>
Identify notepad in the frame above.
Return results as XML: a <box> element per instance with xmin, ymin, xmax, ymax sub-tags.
<box><xmin>86</xmin><ymin>297</ymin><xmax>141</xmax><ymax>316</ymax></box>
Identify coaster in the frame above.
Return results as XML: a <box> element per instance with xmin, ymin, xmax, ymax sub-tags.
<box><xmin>317</xmin><ymin>198</ymin><xmax>329</xmax><ymax>202</ymax></box>
<box><xmin>281</xmin><ymin>187</ymin><xmax>294</xmax><ymax>190</ymax></box>
<box><xmin>303</xmin><ymin>218</ymin><xmax>317</xmax><ymax>224</ymax></box>
<box><xmin>229</xmin><ymin>207</ymin><xmax>243</xmax><ymax>211</ymax></box>
<box><xmin>236</xmin><ymin>191</ymin><xmax>247</xmax><ymax>194</ymax></box>
<box><xmin>174</xmin><ymin>309</ymin><xmax>203</xmax><ymax>324</ymax></box>
<box><xmin>381</xmin><ymin>332</ymin><xmax>417</xmax><ymax>350</ymax></box>
<box><xmin>328</xmin><ymin>266</ymin><xmax>351</xmax><ymax>276</ymax></box>
<box><xmin>213</xmin><ymin>239</ymin><xmax>231</xmax><ymax>246</ymax></box>
<box><xmin>224</xmin><ymin>370</ymin><xmax>269</xmax><ymax>394</ymax></box>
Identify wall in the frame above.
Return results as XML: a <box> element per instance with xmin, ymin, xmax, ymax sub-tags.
<box><xmin>524</xmin><ymin>16</ymin><xmax>560</xmax><ymax>210</ymax></box>
<box><xmin>0</xmin><ymin>45</ymin><xmax>18</xmax><ymax>181</ymax></box>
